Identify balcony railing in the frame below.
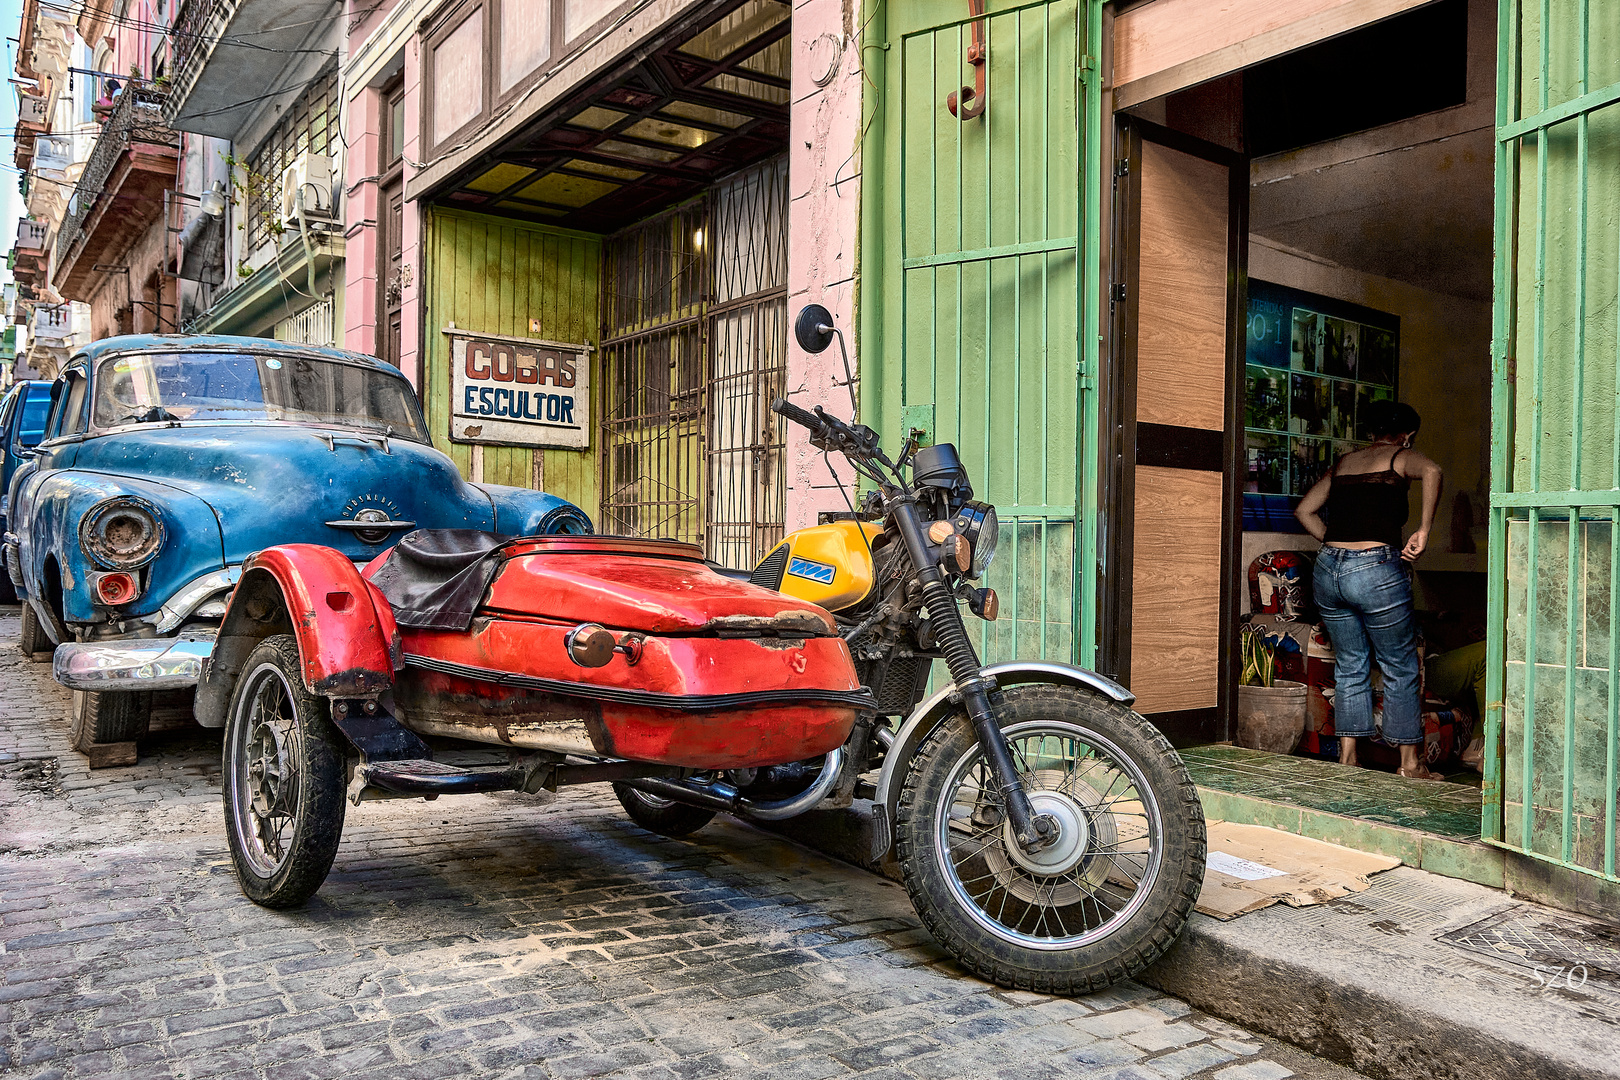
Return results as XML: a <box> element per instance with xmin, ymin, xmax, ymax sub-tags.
<box><xmin>166</xmin><ymin>0</ymin><xmax>234</xmax><ymax>120</ymax></box>
<box><xmin>54</xmin><ymin>87</ymin><xmax>178</xmax><ymax>271</ymax></box>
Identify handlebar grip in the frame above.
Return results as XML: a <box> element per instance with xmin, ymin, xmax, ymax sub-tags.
<box><xmin>771</xmin><ymin>398</ymin><xmax>822</xmax><ymax>431</ymax></box>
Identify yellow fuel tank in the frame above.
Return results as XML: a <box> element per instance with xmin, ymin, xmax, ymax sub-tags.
<box><xmin>752</xmin><ymin>520</ymin><xmax>884</xmax><ymax>612</ymax></box>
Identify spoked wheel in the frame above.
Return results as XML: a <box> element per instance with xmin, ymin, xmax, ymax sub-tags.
<box><xmin>896</xmin><ymin>685</ymin><xmax>1206</xmax><ymax>994</ymax></box>
<box><xmin>222</xmin><ymin>635</ymin><xmax>347</xmax><ymax>908</ymax></box>
<box><xmin>613</xmin><ymin>782</ymin><xmax>717</xmax><ymax>837</ymax></box>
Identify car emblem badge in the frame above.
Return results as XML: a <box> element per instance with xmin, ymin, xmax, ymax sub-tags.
<box><xmin>331</xmin><ymin>494</ymin><xmax>411</xmax><ymax>545</ymax></box>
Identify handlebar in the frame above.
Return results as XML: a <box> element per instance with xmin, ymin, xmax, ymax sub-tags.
<box><xmin>771</xmin><ymin>398</ymin><xmax>824</xmax><ymax>434</ymax></box>
<box><xmin>771</xmin><ymin>398</ymin><xmax>890</xmax><ymax>473</ymax></box>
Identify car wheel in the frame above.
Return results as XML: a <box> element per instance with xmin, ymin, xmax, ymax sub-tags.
<box><xmin>69</xmin><ymin>690</ymin><xmax>153</xmax><ymax>753</ymax></box>
<box><xmin>222</xmin><ymin>635</ymin><xmax>348</xmax><ymax>909</ymax></box>
<box><xmin>19</xmin><ymin>602</ymin><xmax>50</xmax><ymax>661</ymax></box>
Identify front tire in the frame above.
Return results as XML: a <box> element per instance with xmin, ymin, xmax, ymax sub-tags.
<box><xmin>222</xmin><ymin>636</ymin><xmax>348</xmax><ymax>908</ymax></box>
<box><xmin>70</xmin><ymin>690</ymin><xmax>152</xmax><ymax>752</ymax></box>
<box><xmin>895</xmin><ymin>685</ymin><xmax>1206</xmax><ymax>994</ymax></box>
<box><xmin>19</xmin><ymin>602</ymin><xmax>50</xmax><ymax>660</ymax></box>
<box><xmin>613</xmin><ymin>783</ymin><xmax>717</xmax><ymax>837</ymax></box>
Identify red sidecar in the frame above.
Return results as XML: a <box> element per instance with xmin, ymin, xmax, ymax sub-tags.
<box><xmin>382</xmin><ymin>534</ymin><xmax>867</xmax><ymax>768</ymax></box>
<box><xmin>198</xmin><ymin>533</ymin><xmax>869</xmax><ymax>777</ymax></box>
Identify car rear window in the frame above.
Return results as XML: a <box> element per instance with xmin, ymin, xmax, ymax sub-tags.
<box><xmin>93</xmin><ymin>351</ymin><xmax>427</xmax><ymax>441</ymax></box>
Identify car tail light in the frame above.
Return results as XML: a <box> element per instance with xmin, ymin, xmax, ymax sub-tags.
<box><xmin>93</xmin><ymin>571</ymin><xmax>139</xmax><ymax>606</ymax></box>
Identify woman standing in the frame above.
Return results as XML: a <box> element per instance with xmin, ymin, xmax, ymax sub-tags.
<box><xmin>1295</xmin><ymin>401</ymin><xmax>1444</xmax><ymax>779</ymax></box>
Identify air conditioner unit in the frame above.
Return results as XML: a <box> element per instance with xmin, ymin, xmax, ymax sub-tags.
<box><xmin>18</xmin><ymin>95</ymin><xmax>47</xmax><ymax>125</ymax></box>
<box><xmin>279</xmin><ymin>152</ymin><xmax>334</xmax><ymax>229</ymax></box>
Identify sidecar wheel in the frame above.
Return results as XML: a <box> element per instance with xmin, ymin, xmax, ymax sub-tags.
<box><xmin>895</xmin><ymin>685</ymin><xmax>1206</xmax><ymax>995</ymax></box>
<box><xmin>613</xmin><ymin>783</ymin><xmax>717</xmax><ymax>837</ymax></box>
<box><xmin>222</xmin><ymin>635</ymin><xmax>348</xmax><ymax>909</ymax></box>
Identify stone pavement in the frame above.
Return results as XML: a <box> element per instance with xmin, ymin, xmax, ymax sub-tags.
<box><xmin>0</xmin><ymin>609</ymin><xmax>1364</xmax><ymax>1080</ymax></box>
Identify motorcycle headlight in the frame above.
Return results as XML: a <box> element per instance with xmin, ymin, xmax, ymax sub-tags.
<box><xmin>80</xmin><ymin>497</ymin><xmax>165</xmax><ymax>570</ymax></box>
<box><xmin>953</xmin><ymin>501</ymin><xmax>998</xmax><ymax>579</ymax></box>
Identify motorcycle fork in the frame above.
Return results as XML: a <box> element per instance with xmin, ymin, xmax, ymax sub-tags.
<box><xmin>892</xmin><ymin>499</ymin><xmax>1052</xmax><ymax>854</ymax></box>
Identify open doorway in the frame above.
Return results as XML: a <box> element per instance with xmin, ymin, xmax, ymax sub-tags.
<box><xmin>1108</xmin><ymin>0</ymin><xmax>1496</xmax><ymax>846</ymax></box>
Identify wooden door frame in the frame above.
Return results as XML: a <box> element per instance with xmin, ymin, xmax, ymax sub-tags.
<box><xmin>1101</xmin><ymin>116</ymin><xmax>1248</xmax><ymax>746</ymax></box>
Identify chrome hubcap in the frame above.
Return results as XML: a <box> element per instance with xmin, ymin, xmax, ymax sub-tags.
<box><xmin>1002</xmin><ymin>790</ymin><xmax>1090</xmax><ymax>877</ymax></box>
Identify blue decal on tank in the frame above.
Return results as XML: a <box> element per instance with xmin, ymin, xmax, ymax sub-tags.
<box><xmin>786</xmin><ymin>557</ymin><xmax>835</xmax><ymax>584</ymax></box>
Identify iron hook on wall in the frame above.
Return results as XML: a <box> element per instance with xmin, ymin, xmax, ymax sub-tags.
<box><xmin>946</xmin><ymin>0</ymin><xmax>988</xmax><ymax>121</ymax></box>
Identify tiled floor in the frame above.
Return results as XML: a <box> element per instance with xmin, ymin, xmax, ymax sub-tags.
<box><xmin>1182</xmin><ymin>743</ymin><xmax>1485</xmax><ymax>841</ymax></box>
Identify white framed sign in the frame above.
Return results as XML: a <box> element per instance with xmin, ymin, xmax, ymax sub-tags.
<box><xmin>444</xmin><ymin>327</ymin><xmax>591</xmax><ymax>449</ymax></box>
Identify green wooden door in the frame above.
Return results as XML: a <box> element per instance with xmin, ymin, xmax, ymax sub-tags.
<box><xmin>1488</xmin><ymin>0</ymin><xmax>1620</xmax><ymax>882</ymax></box>
<box><xmin>862</xmin><ymin>0</ymin><xmax>1103</xmax><ymax>667</ymax></box>
<box><xmin>423</xmin><ymin>207</ymin><xmax>601</xmax><ymax>514</ymax></box>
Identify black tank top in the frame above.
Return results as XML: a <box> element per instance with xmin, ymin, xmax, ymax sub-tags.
<box><xmin>1323</xmin><ymin>448</ymin><xmax>1411</xmax><ymax>549</ymax></box>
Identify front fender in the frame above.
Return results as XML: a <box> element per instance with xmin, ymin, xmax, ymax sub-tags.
<box><xmin>20</xmin><ymin>470</ymin><xmax>224</xmax><ymax>623</ymax></box>
<box><xmin>472</xmin><ymin>482</ymin><xmax>593</xmax><ymax>536</ymax></box>
<box><xmin>869</xmin><ymin>661</ymin><xmax>1134</xmax><ymax>860</ymax></box>
<box><xmin>194</xmin><ymin>545</ymin><xmax>399</xmax><ymax>728</ymax></box>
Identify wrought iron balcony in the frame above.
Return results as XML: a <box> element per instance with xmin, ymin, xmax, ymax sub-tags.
<box><xmin>53</xmin><ymin>87</ymin><xmax>179</xmax><ymax>277</ymax></box>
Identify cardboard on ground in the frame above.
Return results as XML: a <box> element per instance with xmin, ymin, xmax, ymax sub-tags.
<box><xmin>1195</xmin><ymin>820</ymin><xmax>1401</xmax><ymax>920</ymax></box>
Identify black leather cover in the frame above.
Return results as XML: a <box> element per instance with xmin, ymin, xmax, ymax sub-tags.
<box><xmin>369</xmin><ymin>529</ymin><xmax>511</xmax><ymax>631</ymax></box>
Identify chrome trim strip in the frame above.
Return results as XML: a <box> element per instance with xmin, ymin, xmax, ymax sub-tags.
<box><xmin>53</xmin><ymin>630</ymin><xmax>218</xmax><ymax>691</ymax></box>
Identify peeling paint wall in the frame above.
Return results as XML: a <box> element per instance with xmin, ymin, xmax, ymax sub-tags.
<box><xmin>783</xmin><ymin>0</ymin><xmax>865</xmax><ymax>532</ymax></box>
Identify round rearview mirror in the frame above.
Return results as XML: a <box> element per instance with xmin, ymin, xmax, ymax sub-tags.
<box><xmin>794</xmin><ymin>304</ymin><xmax>836</xmax><ymax>355</ymax></box>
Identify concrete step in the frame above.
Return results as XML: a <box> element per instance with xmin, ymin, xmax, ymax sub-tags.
<box><xmin>759</xmin><ymin>802</ymin><xmax>1620</xmax><ymax>1080</ymax></box>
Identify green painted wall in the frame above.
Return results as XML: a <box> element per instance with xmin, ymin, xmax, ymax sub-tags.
<box><xmin>1495</xmin><ymin>0</ymin><xmax>1620</xmax><ymax>880</ymax></box>
<box><xmin>423</xmin><ymin>207</ymin><xmax>601</xmax><ymax>516</ymax></box>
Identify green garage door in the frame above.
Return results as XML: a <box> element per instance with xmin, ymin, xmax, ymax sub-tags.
<box><xmin>1488</xmin><ymin>0</ymin><xmax>1620</xmax><ymax>882</ymax></box>
<box><xmin>862</xmin><ymin>0</ymin><xmax>1104</xmax><ymax>667</ymax></box>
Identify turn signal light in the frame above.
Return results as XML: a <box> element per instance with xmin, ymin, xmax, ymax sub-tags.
<box><xmin>93</xmin><ymin>571</ymin><xmax>138</xmax><ymax>606</ymax></box>
<box><xmin>968</xmin><ymin>588</ymin><xmax>999</xmax><ymax>622</ymax></box>
<box><xmin>565</xmin><ymin>623</ymin><xmax>617</xmax><ymax>668</ymax></box>
<box><xmin>949</xmin><ymin>535</ymin><xmax>971</xmax><ymax>573</ymax></box>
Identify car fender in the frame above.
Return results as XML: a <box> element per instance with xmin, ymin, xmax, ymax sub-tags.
<box><xmin>868</xmin><ymin>661</ymin><xmax>1134</xmax><ymax>860</ymax></box>
<box><xmin>18</xmin><ymin>470</ymin><xmax>224</xmax><ymax>624</ymax></box>
<box><xmin>194</xmin><ymin>544</ymin><xmax>400</xmax><ymax>728</ymax></box>
<box><xmin>473</xmin><ymin>481</ymin><xmax>594</xmax><ymax>536</ymax></box>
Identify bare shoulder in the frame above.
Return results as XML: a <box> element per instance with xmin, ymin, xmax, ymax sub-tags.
<box><xmin>1398</xmin><ymin>448</ymin><xmax>1441</xmax><ymax>477</ymax></box>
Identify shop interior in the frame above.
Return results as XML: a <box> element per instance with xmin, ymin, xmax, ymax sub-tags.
<box><xmin>1121</xmin><ymin>0</ymin><xmax>1494</xmax><ymax>838</ymax></box>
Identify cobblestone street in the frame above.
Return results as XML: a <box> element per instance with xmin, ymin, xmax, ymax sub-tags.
<box><xmin>0</xmin><ymin>610</ymin><xmax>1364</xmax><ymax>1080</ymax></box>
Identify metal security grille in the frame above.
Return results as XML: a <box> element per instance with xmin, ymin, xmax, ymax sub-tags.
<box><xmin>245</xmin><ymin>63</ymin><xmax>339</xmax><ymax>253</ymax></box>
<box><xmin>1486</xmin><ymin>1</ymin><xmax>1620</xmax><ymax>882</ymax></box>
<box><xmin>598</xmin><ymin>156</ymin><xmax>788</xmax><ymax>562</ymax></box>
<box><xmin>878</xmin><ymin>0</ymin><xmax>1102</xmax><ymax>668</ymax></box>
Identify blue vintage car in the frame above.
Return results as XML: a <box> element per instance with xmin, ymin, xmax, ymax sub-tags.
<box><xmin>4</xmin><ymin>335</ymin><xmax>591</xmax><ymax>761</ymax></box>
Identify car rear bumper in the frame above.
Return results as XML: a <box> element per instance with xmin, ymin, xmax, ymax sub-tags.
<box><xmin>53</xmin><ymin>631</ymin><xmax>217</xmax><ymax>691</ymax></box>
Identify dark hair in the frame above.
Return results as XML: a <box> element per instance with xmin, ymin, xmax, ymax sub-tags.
<box><xmin>1364</xmin><ymin>400</ymin><xmax>1420</xmax><ymax>438</ymax></box>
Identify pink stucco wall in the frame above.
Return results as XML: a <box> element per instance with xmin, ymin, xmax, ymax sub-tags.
<box><xmin>784</xmin><ymin>0</ymin><xmax>865</xmax><ymax>532</ymax></box>
<box><xmin>342</xmin><ymin>0</ymin><xmax>422</xmax><ymax>389</ymax></box>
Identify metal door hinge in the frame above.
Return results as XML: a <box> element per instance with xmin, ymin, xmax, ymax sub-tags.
<box><xmin>1114</xmin><ymin>159</ymin><xmax>1130</xmax><ymax>179</ymax></box>
<box><xmin>1110</xmin><ymin>282</ymin><xmax>1127</xmax><ymax>302</ymax></box>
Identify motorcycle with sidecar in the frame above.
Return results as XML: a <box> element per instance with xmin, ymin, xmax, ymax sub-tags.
<box><xmin>204</xmin><ymin>309</ymin><xmax>1205</xmax><ymax>994</ymax></box>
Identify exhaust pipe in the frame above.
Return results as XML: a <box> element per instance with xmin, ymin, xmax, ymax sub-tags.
<box><xmin>622</xmin><ymin>748</ymin><xmax>844</xmax><ymax>822</ymax></box>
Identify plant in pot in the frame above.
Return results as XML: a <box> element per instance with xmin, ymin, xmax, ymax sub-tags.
<box><xmin>1236</xmin><ymin>622</ymin><xmax>1308</xmax><ymax>754</ymax></box>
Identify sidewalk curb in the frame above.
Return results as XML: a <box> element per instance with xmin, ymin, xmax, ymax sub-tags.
<box><xmin>758</xmin><ymin>803</ymin><xmax>1620</xmax><ymax>1080</ymax></box>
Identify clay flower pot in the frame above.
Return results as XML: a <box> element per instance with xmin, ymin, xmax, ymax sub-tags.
<box><xmin>1236</xmin><ymin>679</ymin><xmax>1308</xmax><ymax>754</ymax></box>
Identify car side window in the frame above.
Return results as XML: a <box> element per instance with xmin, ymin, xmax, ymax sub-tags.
<box><xmin>61</xmin><ymin>375</ymin><xmax>89</xmax><ymax>436</ymax></box>
<box><xmin>0</xmin><ymin>393</ymin><xmax>15</xmax><ymax>441</ymax></box>
<box><xmin>47</xmin><ymin>373</ymin><xmax>87</xmax><ymax>440</ymax></box>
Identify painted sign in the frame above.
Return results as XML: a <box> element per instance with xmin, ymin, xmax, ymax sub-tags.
<box><xmin>445</xmin><ymin>328</ymin><xmax>591</xmax><ymax>449</ymax></box>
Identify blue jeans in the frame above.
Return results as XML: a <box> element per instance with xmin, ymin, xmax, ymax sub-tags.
<box><xmin>1312</xmin><ymin>545</ymin><xmax>1422</xmax><ymax>745</ymax></box>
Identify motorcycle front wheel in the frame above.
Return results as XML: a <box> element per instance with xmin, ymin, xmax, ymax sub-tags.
<box><xmin>895</xmin><ymin>684</ymin><xmax>1206</xmax><ymax>994</ymax></box>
